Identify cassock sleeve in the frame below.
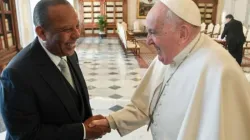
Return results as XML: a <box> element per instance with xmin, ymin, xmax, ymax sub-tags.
<box><xmin>106</xmin><ymin>57</ymin><xmax>167</xmax><ymax>136</ymax></box>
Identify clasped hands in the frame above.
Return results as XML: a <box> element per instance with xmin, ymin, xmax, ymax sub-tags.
<box><xmin>83</xmin><ymin>115</ymin><xmax>111</xmax><ymax>139</ymax></box>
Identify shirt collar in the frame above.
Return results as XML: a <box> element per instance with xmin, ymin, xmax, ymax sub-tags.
<box><xmin>171</xmin><ymin>33</ymin><xmax>201</xmax><ymax>67</ymax></box>
<box><xmin>38</xmin><ymin>37</ymin><xmax>67</xmax><ymax>66</ymax></box>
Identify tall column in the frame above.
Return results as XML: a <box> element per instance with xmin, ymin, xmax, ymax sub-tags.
<box><xmin>245</xmin><ymin>0</ymin><xmax>250</xmax><ymax>26</ymax></box>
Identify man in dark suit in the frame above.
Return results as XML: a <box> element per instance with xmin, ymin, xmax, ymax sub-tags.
<box><xmin>0</xmin><ymin>0</ymin><xmax>110</xmax><ymax>139</ymax></box>
<box><xmin>221</xmin><ymin>14</ymin><xmax>246</xmax><ymax>65</ymax></box>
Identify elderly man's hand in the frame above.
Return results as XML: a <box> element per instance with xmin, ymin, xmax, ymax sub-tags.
<box><xmin>83</xmin><ymin>115</ymin><xmax>111</xmax><ymax>139</ymax></box>
<box><xmin>88</xmin><ymin>117</ymin><xmax>110</xmax><ymax>132</ymax></box>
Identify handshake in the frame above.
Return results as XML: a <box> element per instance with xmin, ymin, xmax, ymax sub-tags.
<box><xmin>83</xmin><ymin>115</ymin><xmax>111</xmax><ymax>139</ymax></box>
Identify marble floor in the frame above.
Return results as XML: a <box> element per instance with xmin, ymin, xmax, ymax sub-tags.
<box><xmin>76</xmin><ymin>37</ymin><xmax>151</xmax><ymax>139</ymax></box>
<box><xmin>1</xmin><ymin>37</ymin><xmax>250</xmax><ymax>140</ymax></box>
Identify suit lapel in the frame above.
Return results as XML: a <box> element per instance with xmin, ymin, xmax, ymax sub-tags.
<box><xmin>30</xmin><ymin>38</ymin><xmax>81</xmax><ymax>121</ymax></box>
<box><xmin>67</xmin><ymin>56</ymin><xmax>92</xmax><ymax>116</ymax></box>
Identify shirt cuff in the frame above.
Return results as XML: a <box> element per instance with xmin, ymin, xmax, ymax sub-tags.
<box><xmin>106</xmin><ymin>115</ymin><xmax>117</xmax><ymax>129</ymax></box>
<box><xmin>82</xmin><ymin>123</ymin><xmax>86</xmax><ymax>139</ymax></box>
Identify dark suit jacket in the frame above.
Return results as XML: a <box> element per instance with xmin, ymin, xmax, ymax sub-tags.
<box><xmin>0</xmin><ymin>38</ymin><xmax>92</xmax><ymax>140</ymax></box>
<box><xmin>221</xmin><ymin>19</ymin><xmax>246</xmax><ymax>45</ymax></box>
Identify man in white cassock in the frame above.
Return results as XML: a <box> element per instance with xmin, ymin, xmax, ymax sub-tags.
<box><xmin>89</xmin><ymin>0</ymin><xmax>250</xmax><ymax>139</ymax></box>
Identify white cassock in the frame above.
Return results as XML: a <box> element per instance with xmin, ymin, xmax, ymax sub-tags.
<box><xmin>107</xmin><ymin>33</ymin><xmax>250</xmax><ymax>140</ymax></box>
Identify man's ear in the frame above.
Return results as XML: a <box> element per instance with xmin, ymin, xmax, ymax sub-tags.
<box><xmin>35</xmin><ymin>26</ymin><xmax>46</xmax><ymax>41</ymax></box>
<box><xmin>179</xmin><ymin>24</ymin><xmax>190</xmax><ymax>44</ymax></box>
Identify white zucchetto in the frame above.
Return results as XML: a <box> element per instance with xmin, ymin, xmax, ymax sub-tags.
<box><xmin>160</xmin><ymin>0</ymin><xmax>201</xmax><ymax>26</ymax></box>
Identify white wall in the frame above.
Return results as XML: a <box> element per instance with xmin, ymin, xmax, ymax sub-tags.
<box><xmin>220</xmin><ymin>0</ymin><xmax>250</xmax><ymax>27</ymax></box>
<box><xmin>127</xmin><ymin>0</ymin><xmax>160</xmax><ymax>30</ymax></box>
<box><xmin>127</xmin><ymin>0</ymin><xmax>140</xmax><ymax>30</ymax></box>
<box><xmin>234</xmin><ymin>0</ymin><xmax>248</xmax><ymax>23</ymax></box>
<box><xmin>16</xmin><ymin>0</ymin><xmax>76</xmax><ymax>48</ymax></box>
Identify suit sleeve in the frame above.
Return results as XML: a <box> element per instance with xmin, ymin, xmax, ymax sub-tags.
<box><xmin>221</xmin><ymin>23</ymin><xmax>228</xmax><ymax>39</ymax></box>
<box><xmin>0</xmin><ymin>68</ymin><xmax>84</xmax><ymax>140</ymax></box>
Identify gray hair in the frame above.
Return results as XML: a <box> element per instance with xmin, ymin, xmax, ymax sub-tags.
<box><xmin>164</xmin><ymin>9</ymin><xmax>200</xmax><ymax>33</ymax></box>
<box><xmin>33</xmin><ymin>0</ymin><xmax>71</xmax><ymax>29</ymax></box>
<box><xmin>164</xmin><ymin>10</ymin><xmax>183</xmax><ymax>31</ymax></box>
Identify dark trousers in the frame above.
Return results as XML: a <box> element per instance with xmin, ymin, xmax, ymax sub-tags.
<box><xmin>228</xmin><ymin>42</ymin><xmax>244</xmax><ymax>65</ymax></box>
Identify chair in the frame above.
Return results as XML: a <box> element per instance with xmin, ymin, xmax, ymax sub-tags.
<box><xmin>205</xmin><ymin>23</ymin><xmax>214</xmax><ymax>37</ymax></box>
<box><xmin>211</xmin><ymin>24</ymin><xmax>220</xmax><ymax>38</ymax></box>
<box><xmin>200</xmin><ymin>22</ymin><xmax>206</xmax><ymax>33</ymax></box>
<box><xmin>117</xmin><ymin>21</ymin><xmax>140</xmax><ymax>56</ymax></box>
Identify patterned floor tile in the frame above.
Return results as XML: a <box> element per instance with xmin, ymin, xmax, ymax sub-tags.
<box><xmin>131</xmin><ymin>78</ymin><xmax>141</xmax><ymax>81</ymax></box>
<box><xmin>87</xmin><ymin>78</ymin><xmax>97</xmax><ymax>82</ymax></box>
<box><xmin>109</xmin><ymin>78</ymin><xmax>119</xmax><ymax>82</ymax></box>
<box><xmin>91</xmin><ymin>63</ymin><xmax>100</xmax><ymax>66</ymax></box>
<box><xmin>126</xmin><ymin>63</ymin><xmax>133</xmax><ymax>65</ymax></box>
<box><xmin>87</xmin><ymin>85</ymin><xmax>96</xmax><ymax>90</ymax></box>
<box><xmin>108</xmin><ymin>72</ymin><xmax>119</xmax><ymax>75</ymax></box>
<box><xmin>90</xmin><ymin>68</ymin><xmax>98</xmax><ymax>70</ymax></box>
<box><xmin>108</xmin><ymin>67</ymin><xmax>117</xmax><ymax>70</ymax></box>
<box><xmin>109</xmin><ymin>105</ymin><xmax>124</xmax><ymax>112</ymax></box>
<box><xmin>84</xmin><ymin>61</ymin><xmax>92</xmax><ymax>64</ymax></box>
<box><xmin>109</xmin><ymin>94</ymin><xmax>123</xmax><ymax>99</ymax></box>
<box><xmin>88</xmin><ymin>72</ymin><xmax>98</xmax><ymax>76</ymax></box>
<box><xmin>109</xmin><ymin>85</ymin><xmax>121</xmax><ymax>90</ymax></box>
<box><xmin>128</xmin><ymin>72</ymin><xmax>138</xmax><ymax>75</ymax></box>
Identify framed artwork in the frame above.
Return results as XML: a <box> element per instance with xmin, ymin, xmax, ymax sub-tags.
<box><xmin>137</xmin><ymin>0</ymin><xmax>156</xmax><ymax>19</ymax></box>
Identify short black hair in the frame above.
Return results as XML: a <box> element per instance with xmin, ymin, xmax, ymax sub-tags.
<box><xmin>225</xmin><ymin>14</ymin><xmax>234</xmax><ymax>20</ymax></box>
<box><xmin>33</xmin><ymin>0</ymin><xmax>71</xmax><ymax>29</ymax></box>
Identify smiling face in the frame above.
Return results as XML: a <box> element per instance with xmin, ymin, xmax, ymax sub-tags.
<box><xmin>37</xmin><ymin>4</ymin><xmax>80</xmax><ymax>57</ymax></box>
<box><xmin>146</xmin><ymin>3</ymin><xmax>181</xmax><ymax>65</ymax></box>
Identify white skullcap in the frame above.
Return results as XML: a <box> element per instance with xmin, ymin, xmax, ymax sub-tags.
<box><xmin>160</xmin><ymin>0</ymin><xmax>201</xmax><ymax>26</ymax></box>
